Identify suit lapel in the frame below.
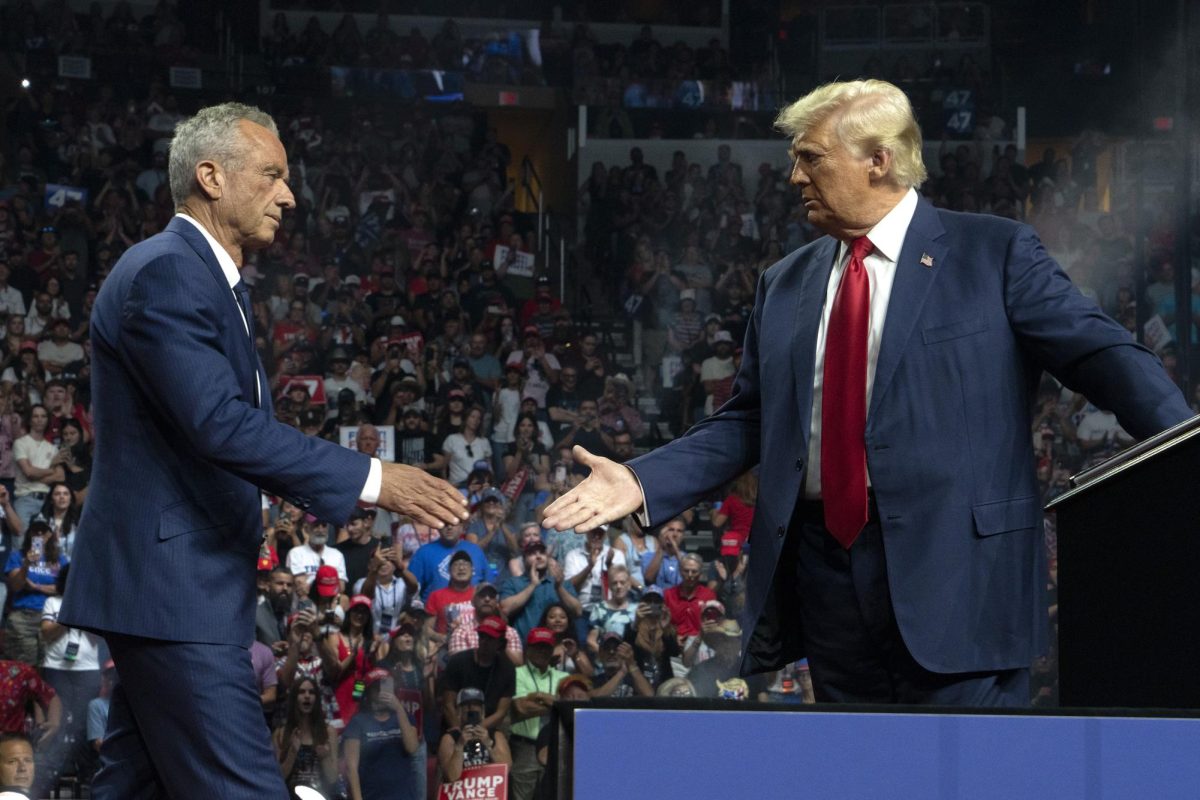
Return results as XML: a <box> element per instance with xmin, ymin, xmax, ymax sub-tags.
<box><xmin>868</xmin><ymin>200</ymin><xmax>948</xmax><ymax>420</ymax></box>
<box><xmin>165</xmin><ymin>217</ymin><xmax>262</xmax><ymax>407</ymax></box>
<box><xmin>791</xmin><ymin>237</ymin><xmax>839</xmax><ymax>438</ymax></box>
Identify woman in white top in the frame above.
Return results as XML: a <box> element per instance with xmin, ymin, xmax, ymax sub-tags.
<box><xmin>40</xmin><ymin>563</ymin><xmax>103</xmax><ymax>772</ymax></box>
<box><xmin>442</xmin><ymin>405</ymin><xmax>491</xmax><ymax>485</ymax></box>
<box><xmin>32</xmin><ymin>482</ymin><xmax>81</xmax><ymax>559</ymax></box>
<box><xmin>490</xmin><ymin>364</ymin><xmax>523</xmax><ymax>477</ymax></box>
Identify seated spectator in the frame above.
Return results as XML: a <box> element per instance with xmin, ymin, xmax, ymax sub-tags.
<box><xmin>0</xmin><ymin>659</ymin><xmax>60</xmax><ymax>750</ymax></box>
<box><xmin>437</xmin><ymin>686</ymin><xmax>512</xmax><ymax>785</ymax></box>
<box><xmin>667</xmin><ymin>290</ymin><xmax>703</xmax><ymax>354</ymax></box>
<box><xmin>272</xmin><ymin>676</ymin><xmax>339</xmax><ymax>798</ymax></box>
<box><xmin>500</xmin><ymin>540</ymin><xmax>582</xmax><ymax>640</ymax></box>
<box><xmin>86</xmin><ymin>661</ymin><xmax>117</xmax><ymax>761</ymax></box>
<box><xmin>612</xmin><ymin>518</ymin><xmax>654</xmax><ymax>590</ymax></box>
<box><xmin>13</xmin><ymin>405</ymin><xmax>57</xmax><ymax>527</ymax></box>
<box><xmin>699</xmin><ymin>330</ymin><xmax>737</xmax><ymax>416</ymax></box>
<box><xmin>596</xmin><ymin>374</ymin><xmax>645</xmax><ymax>442</ymax></box>
<box><xmin>344</xmin><ymin>669</ymin><xmax>421</xmax><ymax>800</ymax></box>
<box><xmin>441</xmin><ymin>616</ymin><xmax>516</xmax><ymax>735</ymax></box>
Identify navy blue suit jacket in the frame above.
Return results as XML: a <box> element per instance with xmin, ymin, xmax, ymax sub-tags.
<box><xmin>61</xmin><ymin>217</ymin><xmax>371</xmax><ymax>646</ymax></box>
<box><xmin>631</xmin><ymin>199</ymin><xmax>1192</xmax><ymax>676</ymax></box>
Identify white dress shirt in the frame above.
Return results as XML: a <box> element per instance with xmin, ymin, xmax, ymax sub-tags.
<box><xmin>175</xmin><ymin>214</ymin><xmax>382</xmax><ymax>503</ymax></box>
<box><xmin>804</xmin><ymin>188</ymin><xmax>919</xmax><ymax>498</ymax></box>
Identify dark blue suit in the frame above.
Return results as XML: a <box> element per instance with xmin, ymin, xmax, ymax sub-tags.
<box><xmin>60</xmin><ymin>217</ymin><xmax>370</xmax><ymax>797</ymax></box>
<box><xmin>631</xmin><ymin>200</ymin><xmax>1191</xmax><ymax>695</ymax></box>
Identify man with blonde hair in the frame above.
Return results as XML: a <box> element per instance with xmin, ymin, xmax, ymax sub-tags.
<box><xmin>545</xmin><ymin>79</ymin><xmax>1190</xmax><ymax>706</ymax></box>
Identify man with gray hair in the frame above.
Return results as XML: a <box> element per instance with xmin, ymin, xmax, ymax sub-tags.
<box><xmin>662</xmin><ymin>551</ymin><xmax>716</xmax><ymax>640</ymax></box>
<box><xmin>545</xmin><ymin>79</ymin><xmax>1190</xmax><ymax>707</ymax></box>
<box><xmin>59</xmin><ymin>102</ymin><xmax>468</xmax><ymax>799</ymax></box>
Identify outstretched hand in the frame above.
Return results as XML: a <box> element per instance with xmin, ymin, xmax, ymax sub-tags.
<box><xmin>541</xmin><ymin>446</ymin><xmax>644</xmax><ymax>532</ymax></box>
<box><xmin>377</xmin><ymin>462</ymin><xmax>469</xmax><ymax>529</ymax></box>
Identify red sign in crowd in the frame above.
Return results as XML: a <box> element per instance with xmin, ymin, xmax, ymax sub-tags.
<box><xmin>437</xmin><ymin>764</ymin><xmax>509</xmax><ymax>800</ymax></box>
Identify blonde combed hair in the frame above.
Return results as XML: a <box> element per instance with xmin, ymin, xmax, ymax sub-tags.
<box><xmin>774</xmin><ymin>79</ymin><xmax>928</xmax><ymax>189</ymax></box>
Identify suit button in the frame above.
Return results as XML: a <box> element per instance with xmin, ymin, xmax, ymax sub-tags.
<box><xmin>776</xmin><ymin>526</ymin><xmax>785</xmax><ymax>538</ymax></box>
<box><xmin>794</xmin><ymin>459</ymin><xmax>804</xmax><ymax>471</ymax></box>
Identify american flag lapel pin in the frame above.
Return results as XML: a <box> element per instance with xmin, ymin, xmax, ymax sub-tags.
<box><xmin>920</xmin><ymin>253</ymin><xmax>934</xmax><ymax>268</ymax></box>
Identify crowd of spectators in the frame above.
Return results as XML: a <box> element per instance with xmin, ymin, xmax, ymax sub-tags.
<box><xmin>0</xmin><ymin>2</ymin><xmax>1193</xmax><ymax>796</ymax></box>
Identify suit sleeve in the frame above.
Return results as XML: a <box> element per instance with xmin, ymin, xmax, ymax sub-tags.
<box><xmin>117</xmin><ymin>253</ymin><xmax>371</xmax><ymax>523</ymax></box>
<box><xmin>1003</xmin><ymin>225</ymin><xmax>1193</xmax><ymax>438</ymax></box>
<box><xmin>628</xmin><ymin>272</ymin><xmax>766</xmax><ymax>525</ymax></box>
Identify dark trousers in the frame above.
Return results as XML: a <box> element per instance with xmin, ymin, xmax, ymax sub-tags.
<box><xmin>93</xmin><ymin>633</ymin><xmax>289</xmax><ymax>800</ymax></box>
<box><xmin>792</xmin><ymin>501</ymin><xmax>1029</xmax><ymax>707</ymax></box>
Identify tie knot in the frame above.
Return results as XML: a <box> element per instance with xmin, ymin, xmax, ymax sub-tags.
<box><xmin>850</xmin><ymin>236</ymin><xmax>873</xmax><ymax>261</ymax></box>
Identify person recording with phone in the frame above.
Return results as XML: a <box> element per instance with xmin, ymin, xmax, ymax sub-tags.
<box><xmin>357</xmin><ymin>544</ymin><xmax>415</xmax><ymax>637</ymax></box>
<box><xmin>437</xmin><ymin>687</ymin><xmax>511</xmax><ymax>785</ymax></box>
<box><xmin>4</xmin><ymin>521</ymin><xmax>66</xmax><ymax>665</ymax></box>
<box><xmin>344</xmin><ymin>669</ymin><xmax>420</xmax><ymax>800</ymax></box>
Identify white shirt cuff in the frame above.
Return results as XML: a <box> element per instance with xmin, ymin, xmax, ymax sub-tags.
<box><xmin>625</xmin><ymin>465</ymin><xmax>652</xmax><ymax>528</ymax></box>
<box><xmin>359</xmin><ymin>458</ymin><xmax>383</xmax><ymax>505</ymax></box>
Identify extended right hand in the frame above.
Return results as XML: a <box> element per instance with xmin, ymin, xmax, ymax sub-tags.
<box><xmin>377</xmin><ymin>462</ymin><xmax>469</xmax><ymax>529</ymax></box>
<box><xmin>541</xmin><ymin>446</ymin><xmax>644</xmax><ymax>533</ymax></box>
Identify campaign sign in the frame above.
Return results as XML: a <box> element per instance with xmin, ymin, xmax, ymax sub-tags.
<box><xmin>44</xmin><ymin>184</ymin><xmax>88</xmax><ymax>209</ymax></box>
<box><xmin>396</xmin><ymin>687</ymin><xmax>423</xmax><ymax>736</ymax></box>
<box><xmin>493</xmin><ymin>245</ymin><xmax>535</xmax><ymax>278</ymax></box>
<box><xmin>438</xmin><ymin>763</ymin><xmax>508</xmax><ymax>800</ymax></box>
<box><xmin>279</xmin><ymin>374</ymin><xmax>327</xmax><ymax>405</ymax></box>
<box><xmin>340</xmin><ymin>424</ymin><xmax>395</xmax><ymax>461</ymax></box>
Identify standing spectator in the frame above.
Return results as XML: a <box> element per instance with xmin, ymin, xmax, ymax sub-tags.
<box><xmin>54</xmin><ymin>419</ymin><xmax>91</xmax><ymax>505</ymax></box>
<box><xmin>424</xmin><ymin>552</ymin><xmax>477</xmax><ymax>639</ymax></box>
<box><xmin>643</xmin><ymin>517</ymin><xmax>686</xmax><ymax>589</ymax></box>
<box><xmin>287</xmin><ymin>517</ymin><xmax>349</xmax><ymax>591</ymax></box>
<box><xmin>500</xmin><ymin>539</ymin><xmax>582</xmax><ymax>640</ymax></box>
<box><xmin>256</xmin><ymin>565</ymin><xmax>293</xmax><ymax>649</ymax></box>
<box><xmin>336</xmin><ymin>507</ymin><xmax>380</xmax><ymax>589</ymax></box>
<box><xmin>395</xmin><ymin>409</ymin><xmax>446</xmax><ymax>476</ymax></box>
<box><xmin>698</xmin><ymin>331</ymin><xmax>737</xmax><ymax>416</ymax></box>
<box><xmin>0</xmin><ymin>732</ymin><xmax>35</xmax><ymax>797</ymax></box>
<box><xmin>330</xmin><ymin>596</ymin><xmax>387</xmax><ymax>727</ymax></box>
<box><xmin>0</xmin><ymin>485</ymin><xmax>24</xmax><ymax>615</ymax></box>
<box><xmin>666</xmin><ymin>290</ymin><xmax>703</xmax><ymax>354</ymax></box>
<box><xmin>357</xmin><ymin>545</ymin><xmax>416</xmax><ymax>637</ymax></box>
<box><xmin>505</xmin><ymin>328</ymin><xmax>560</xmax><ymax>408</ymax></box>
<box><xmin>38</xmin><ymin>564</ymin><xmax>102</xmax><ymax>782</ymax></box>
<box><xmin>12</xmin><ymin>406</ymin><xmax>56</xmax><ymax>527</ymax></box>
<box><xmin>685</xmin><ymin>619</ymin><xmax>769</xmax><ymax>701</ymax></box>
<box><xmin>0</xmin><ymin>261</ymin><xmax>26</xmax><ymax>316</ymax></box>
<box><xmin>32</xmin><ymin>483</ymin><xmax>80</xmax><ymax>559</ymax></box>
<box><xmin>436</xmin><ymin>686</ymin><xmax>512</xmax><ymax>785</ymax></box>
<box><xmin>86</xmin><ymin>663</ymin><xmax>118</xmax><ymax>761</ymax></box>
<box><xmin>4</xmin><ymin>522</ymin><xmax>67</xmax><ymax>665</ymax></box>
<box><xmin>586</xmin><ymin>564</ymin><xmax>637</xmax><ymax>650</ymax></box>
<box><xmin>407</xmin><ymin>521</ymin><xmax>486</xmax><ymax>601</ymax></box>
<box><xmin>509</xmin><ymin>627</ymin><xmax>567</xmax><ymax>800</ymax></box>
<box><xmin>590</xmin><ymin>636</ymin><xmax>653</xmax><ymax>698</ymax></box>
<box><xmin>447</xmin><ymin>581</ymin><xmax>524</xmax><ymax>663</ymax></box>
<box><xmin>271</xmin><ymin>677</ymin><xmax>338</xmax><ymax>799</ymax></box>
<box><xmin>440</xmin><ymin>616</ymin><xmax>516</xmax><ymax>732</ymax></box>
<box><xmin>36</xmin><ymin>320</ymin><xmax>83</xmax><ymax>378</ymax></box>
<box><xmin>0</xmin><ymin>661</ymin><xmax>61</xmax><ymax>745</ymax></box>
<box><xmin>442</xmin><ymin>405</ymin><xmax>491</xmax><ymax>485</ymax></box>
<box><xmin>381</xmin><ymin>621</ymin><xmax>431</xmax><ymax>800</ymax></box>
<box><xmin>465</xmin><ymin>489</ymin><xmax>517</xmax><ymax>581</ymax></box>
<box><xmin>674</xmin><ymin>245</ymin><xmax>714</xmax><ymax>313</ymax></box>
<box><xmin>564</xmin><ymin>526</ymin><xmax>626</xmax><ymax>615</ymax></box>
<box><xmin>343</xmin><ymin>669</ymin><xmax>421</xmax><ymax>800</ymax></box>
<box><xmin>662</xmin><ymin>553</ymin><xmax>717</xmax><ymax>639</ymax></box>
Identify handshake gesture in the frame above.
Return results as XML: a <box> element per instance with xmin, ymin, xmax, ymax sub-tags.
<box><xmin>378</xmin><ymin>463</ymin><xmax>469</xmax><ymax>528</ymax></box>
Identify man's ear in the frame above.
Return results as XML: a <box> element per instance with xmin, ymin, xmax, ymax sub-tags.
<box><xmin>867</xmin><ymin>147</ymin><xmax>894</xmax><ymax>183</ymax></box>
<box><xmin>194</xmin><ymin>160</ymin><xmax>224</xmax><ymax>200</ymax></box>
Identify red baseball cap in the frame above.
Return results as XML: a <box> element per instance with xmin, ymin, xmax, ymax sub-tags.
<box><xmin>476</xmin><ymin>615</ymin><xmax>507</xmax><ymax>639</ymax></box>
<box><xmin>526</xmin><ymin>627</ymin><xmax>556</xmax><ymax>647</ymax></box>
<box><xmin>315</xmin><ymin>565</ymin><xmax>339</xmax><ymax>597</ymax></box>
<box><xmin>348</xmin><ymin>594</ymin><xmax>372</xmax><ymax>611</ymax></box>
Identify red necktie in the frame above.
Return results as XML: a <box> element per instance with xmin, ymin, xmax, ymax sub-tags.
<box><xmin>821</xmin><ymin>236</ymin><xmax>873</xmax><ymax>549</ymax></box>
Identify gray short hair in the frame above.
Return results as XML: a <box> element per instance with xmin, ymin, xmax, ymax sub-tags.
<box><xmin>169</xmin><ymin>102</ymin><xmax>279</xmax><ymax>207</ymax></box>
<box><xmin>680</xmin><ymin>552</ymin><xmax>704</xmax><ymax>569</ymax></box>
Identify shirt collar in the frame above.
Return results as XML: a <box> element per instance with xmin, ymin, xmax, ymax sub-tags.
<box><xmin>175</xmin><ymin>212</ymin><xmax>241</xmax><ymax>290</ymax></box>
<box><xmin>837</xmin><ymin>187</ymin><xmax>919</xmax><ymax>264</ymax></box>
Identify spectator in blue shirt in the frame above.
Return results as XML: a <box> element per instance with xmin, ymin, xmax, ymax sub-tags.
<box><xmin>499</xmin><ymin>540</ymin><xmax>582</xmax><ymax>639</ymax></box>
<box><xmin>408</xmin><ymin>522</ymin><xmax>487</xmax><ymax>602</ymax></box>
